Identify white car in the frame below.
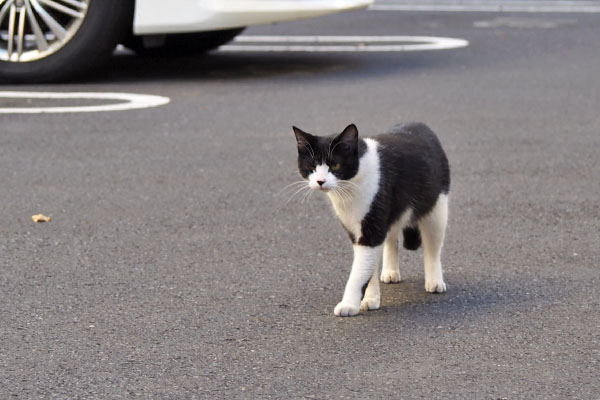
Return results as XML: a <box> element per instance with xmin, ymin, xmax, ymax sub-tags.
<box><xmin>0</xmin><ymin>0</ymin><xmax>371</xmax><ymax>82</ymax></box>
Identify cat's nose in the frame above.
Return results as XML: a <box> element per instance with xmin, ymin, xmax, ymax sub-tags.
<box><xmin>317</xmin><ymin>180</ymin><xmax>326</xmax><ymax>186</ymax></box>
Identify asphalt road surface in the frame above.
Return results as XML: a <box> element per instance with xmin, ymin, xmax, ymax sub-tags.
<box><xmin>1</xmin><ymin>4</ymin><xmax>599</xmax><ymax>399</ymax></box>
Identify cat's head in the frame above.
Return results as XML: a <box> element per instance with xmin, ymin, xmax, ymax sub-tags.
<box><xmin>293</xmin><ymin>124</ymin><xmax>360</xmax><ymax>191</ymax></box>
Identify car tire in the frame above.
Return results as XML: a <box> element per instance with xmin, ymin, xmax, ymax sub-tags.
<box><xmin>0</xmin><ymin>0</ymin><xmax>134</xmax><ymax>83</ymax></box>
<box><xmin>125</xmin><ymin>28</ymin><xmax>245</xmax><ymax>57</ymax></box>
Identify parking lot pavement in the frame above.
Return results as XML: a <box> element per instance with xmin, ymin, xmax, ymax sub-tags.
<box><xmin>1</xmin><ymin>5</ymin><xmax>599</xmax><ymax>399</ymax></box>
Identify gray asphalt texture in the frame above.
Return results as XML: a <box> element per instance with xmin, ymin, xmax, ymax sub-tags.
<box><xmin>1</xmin><ymin>7</ymin><xmax>599</xmax><ymax>400</ymax></box>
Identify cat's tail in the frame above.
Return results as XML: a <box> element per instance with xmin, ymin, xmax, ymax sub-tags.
<box><xmin>402</xmin><ymin>227</ymin><xmax>421</xmax><ymax>251</ymax></box>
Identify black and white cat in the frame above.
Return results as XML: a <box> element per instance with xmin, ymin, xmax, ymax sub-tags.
<box><xmin>292</xmin><ymin>123</ymin><xmax>450</xmax><ymax>317</ymax></box>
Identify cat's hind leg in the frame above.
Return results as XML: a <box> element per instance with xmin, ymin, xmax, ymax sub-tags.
<box><xmin>418</xmin><ymin>193</ymin><xmax>449</xmax><ymax>293</ymax></box>
<box><xmin>380</xmin><ymin>224</ymin><xmax>401</xmax><ymax>283</ymax></box>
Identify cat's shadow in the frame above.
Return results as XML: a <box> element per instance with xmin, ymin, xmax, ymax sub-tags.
<box><xmin>351</xmin><ymin>274</ymin><xmax>565</xmax><ymax>326</ymax></box>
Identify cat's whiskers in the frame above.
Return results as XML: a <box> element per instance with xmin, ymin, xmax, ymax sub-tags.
<box><xmin>327</xmin><ymin>140</ymin><xmax>343</xmax><ymax>160</ymax></box>
<box><xmin>330</xmin><ymin>189</ymin><xmax>346</xmax><ymax>204</ymax></box>
<box><xmin>278</xmin><ymin>180</ymin><xmax>309</xmax><ymax>198</ymax></box>
<box><xmin>342</xmin><ymin>187</ymin><xmax>356</xmax><ymax>205</ymax></box>
<box><xmin>338</xmin><ymin>179</ymin><xmax>360</xmax><ymax>191</ymax></box>
<box><xmin>301</xmin><ymin>187</ymin><xmax>315</xmax><ymax>203</ymax></box>
<box><xmin>299</xmin><ymin>139</ymin><xmax>316</xmax><ymax>160</ymax></box>
<box><xmin>342</xmin><ymin>182</ymin><xmax>356</xmax><ymax>195</ymax></box>
<box><xmin>331</xmin><ymin>185</ymin><xmax>354</xmax><ymax>205</ymax></box>
<box><xmin>332</xmin><ymin>180</ymin><xmax>360</xmax><ymax>206</ymax></box>
<box><xmin>327</xmin><ymin>140</ymin><xmax>334</xmax><ymax>160</ymax></box>
<box><xmin>338</xmin><ymin>181</ymin><xmax>358</xmax><ymax>196</ymax></box>
<box><xmin>284</xmin><ymin>184</ymin><xmax>311</xmax><ymax>205</ymax></box>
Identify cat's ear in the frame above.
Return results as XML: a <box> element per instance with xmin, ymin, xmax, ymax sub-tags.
<box><xmin>333</xmin><ymin>124</ymin><xmax>359</xmax><ymax>153</ymax></box>
<box><xmin>293</xmin><ymin>126</ymin><xmax>315</xmax><ymax>153</ymax></box>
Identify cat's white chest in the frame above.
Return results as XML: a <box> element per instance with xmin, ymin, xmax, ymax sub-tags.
<box><xmin>328</xmin><ymin>138</ymin><xmax>380</xmax><ymax>241</ymax></box>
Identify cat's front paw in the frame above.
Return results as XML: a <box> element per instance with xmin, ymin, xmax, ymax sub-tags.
<box><xmin>380</xmin><ymin>269</ymin><xmax>401</xmax><ymax>283</ymax></box>
<box><xmin>334</xmin><ymin>301</ymin><xmax>360</xmax><ymax>317</ymax></box>
<box><xmin>425</xmin><ymin>280</ymin><xmax>447</xmax><ymax>293</ymax></box>
<box><xmin>360</xmin><ymin>296</ymin><xmax>380</xmax><ymax>311</ymax></box>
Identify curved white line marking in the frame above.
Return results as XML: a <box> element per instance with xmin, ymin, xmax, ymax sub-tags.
<box><xmin>220</xmin><ymin>35</ymin><xmax>469</xmax><ymax>52</ymax></box>
<box><xmin>0</xmin><ymin>91</ymin><xmax>170</xmax><ymax>114</ymax></box>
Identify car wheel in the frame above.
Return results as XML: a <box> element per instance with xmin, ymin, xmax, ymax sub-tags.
<box><xmin>0</xmin><ymin>0</ymin><xmax>133</xmax><ymax>83</ymax></box>
<box><xmin>125</xmin><ymin>28</ymin><xmax>245</xmax><ymax>57</ymax></box>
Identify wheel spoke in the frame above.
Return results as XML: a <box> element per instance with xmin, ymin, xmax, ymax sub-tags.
<box><xmin>38</xmin><ymin>0</ymin><xmax>83</xmax><ymax>18</ymax></box>
<box><xmin>0</xmin><ymin>0</ymin><xmax>14</xmax><ymax>36</ymax></box>
<box><xmin>57</xmin><ymin>0</ymin><xmax>86</xmax><ymax>11</ymax></box>
<box><xmin>16</xmin><ymin>5</ymin><xmax>26</xmax><ymax>60</ymax></box>
<box><xmin>30</xmin><ymin>0</ymin><xmax>67</xmax><ymax>40</ymax></box>
<box><xmin>0</xmin><ymin>0</ymin><xmax>13</xmax><ymax>30</ymax></box>
<box><xmin>7</xmin><ymin>3</ymin><xmax>16</xmax><ymax>59</ymax></box>
<box><xmin>25</xmin><ymin>0</ymin><xmax>49</xmax><ymax>51</ymax></box>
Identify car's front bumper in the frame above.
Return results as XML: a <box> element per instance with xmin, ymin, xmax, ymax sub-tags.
<box><xmin>133</xmin><ymin>0</ymin><xmax>373</xmax><ymax>35</ymax></box>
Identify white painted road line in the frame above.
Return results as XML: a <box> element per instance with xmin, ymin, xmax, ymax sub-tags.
<box><xmin>220</xmin><ymin>36</ymin><xmax>469</xmax><ymax>52</ymax></box>
<box><xmin>0</xmin><ymin>92</ymin><xmax>170</xmax><ymax>114</ymax></box>
<box><xmin>370</xmin><ymin>0</ymin><xmax>600</xmax><ymax>13</ymax></box>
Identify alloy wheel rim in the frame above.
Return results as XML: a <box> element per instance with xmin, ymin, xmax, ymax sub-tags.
<box><xmin>0</xmin><ymin>0</ymin><xmax>89</xmax><ymax>62</ymax></box>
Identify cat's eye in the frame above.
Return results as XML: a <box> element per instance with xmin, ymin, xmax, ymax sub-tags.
<box><xmin>330</xmin><ymin>163</ymin><xmax>341</xmax><ymax>171</ymax></box>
